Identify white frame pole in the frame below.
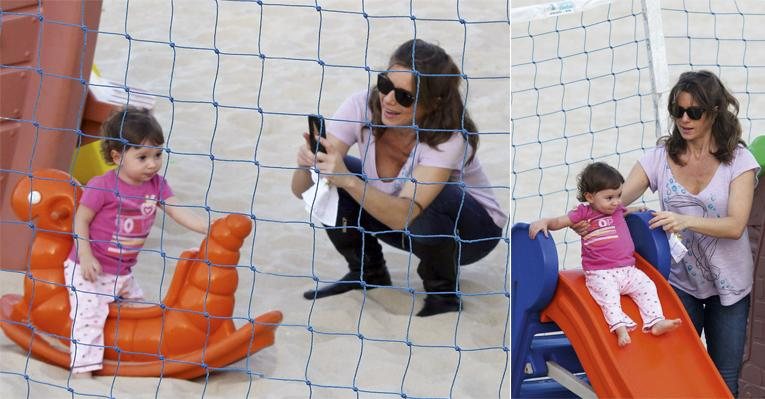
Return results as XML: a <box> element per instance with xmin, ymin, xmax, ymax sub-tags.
<box><xmin>641</xmin><ymin>0</ymin><xmax>670</xmax><ymax>138</ymax></box>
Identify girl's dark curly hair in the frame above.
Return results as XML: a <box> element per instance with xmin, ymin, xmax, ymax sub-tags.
<box><xmin>100</xmin><ymin>107</ymin><xmax>164</xmax><ymax>165</ymax></box>
<box><xmin>368</xmin><ymin>39</ymin><xmax>479</xmax><ymax>164</ymax></box>
<box><xmin>576</xmin><ymin>162</ymin><xmax>624</xmax><ymax>202</ymax></box>
<box><xmin>661</xmin><ymin>70</ymin><xmax>745</xmax><ymax>166</ymax></box>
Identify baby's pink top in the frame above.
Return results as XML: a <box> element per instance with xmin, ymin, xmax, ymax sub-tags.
<box><xmin>326</xmin><ymin>91</ymin><xmax>508</xmax><ymax>228</ymax></box>
<box><xmin>567</xmin><ymin>203</ymin><xmax>635</xmax><ymax>271</ymax></box>
<box><xmin>67</xmin><ymin>170</ymin><xmax>174</xmax><ymax>275</ymax></box>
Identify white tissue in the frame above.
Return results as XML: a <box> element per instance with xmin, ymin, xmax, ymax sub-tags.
<box><xmin>302</xmin><ymin>170</ymin><xmax>339</xmax><ymax>227</ymax></box>
<box><xmin>667</xmin><ymin>232</ymin><xmax>688</xmax><ymax>263</ymax></box>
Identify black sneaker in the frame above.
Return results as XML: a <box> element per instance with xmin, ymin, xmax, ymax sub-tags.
<box><xmin>416</xmin><ymin>294</ymin><xmax>461</xmax><ymax>317</ymax></box>
<box><xmin>303</xmin><ymin>269</ymin><xmax>392</xmax><ymax>299</ymax></box>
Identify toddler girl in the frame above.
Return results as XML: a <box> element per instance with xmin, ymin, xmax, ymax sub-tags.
<box><xmin>528</xmin><ymin>162</ymin><xmax>681</xmax><ymax>346</ymax></box>
<box><xmin>65</xmin><ymin>107</ymin><xmax>208</xmax><ymax>374</ymax></box>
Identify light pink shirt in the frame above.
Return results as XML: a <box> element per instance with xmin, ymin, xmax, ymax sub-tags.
<box><xmin>639</xmin><ymin>145</ymin><xmax>760</xmax><ymax>305</ymax></box>
<box><xmin>327</xmin><ymin>91</ymin><xmax>508</xmax><ymax>228</ymax></box>
<box><xmin>568</xmin><ymin>204</ymin><xmax>635</xmax><ymax>271</ymax></box>
<box><xmin>67</xmin><ymin>170</ymin><xmax>174</xmax><ymax>275</ymax></box>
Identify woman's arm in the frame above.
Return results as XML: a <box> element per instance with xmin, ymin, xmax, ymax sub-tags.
<box><xmin>649</xmin><ymin>169</ymin><xmax>756</xmax><ymax>239</ymax></box>
<box><xmin>162</xmin><ymin>197</ymin><xmax>209</xmax><ymax>234</ymax></box>
<box><xmin>344</xmin><ymin>164</ymin><xmax>452</xmax><ymax>230</ymax></box>
<box><xmin>291</xmin><ymin>132</ymin><xmax>350</xmax><ymax>198</ymax></box>
<box><xmin>316</xmin><ymin>138</ymin><xmax>451</xmax><ymax>230</ymax></box>
<box><xmin>622</xmin><ymin>162</ymin><xmax>651</xmax><ymax>206</ymax></box>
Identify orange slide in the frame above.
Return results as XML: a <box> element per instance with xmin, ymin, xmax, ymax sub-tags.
<box><xmin>0</xmin><ymin>169</ymin><xmax>283</xmax><ymax>379</ymax></box>
<box><xmin>541</xmin><ymin>253</ymin><xmax>731</xmax><ymax>397</ymax></box>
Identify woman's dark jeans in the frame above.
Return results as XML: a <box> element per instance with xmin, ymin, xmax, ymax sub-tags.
<box><xmin>673</xmin><ymin>287</ymin><xmax>750</xmax><ymax>397</ymax></box>
<box><xmin>326</xmin><ymin>156</ymin><xmax>502</xmax><ymax>294</ymax></box>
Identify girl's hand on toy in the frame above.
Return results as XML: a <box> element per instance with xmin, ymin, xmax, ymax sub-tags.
<box><xmin>528</xmin><ymin>220</ymin><xmax>550</xmax><ymax>239</ymax></box>
<box><xmin>649</xmin><ymin>210</ymin><xmax>689</xmax><ymax>233</ymax></box>
<box><xmin>625</xmin><ymin>205</ymin><xmax>649</xmax><ymax>215</ymax></box>
<box><xmin>571</xmin><ymin>220</ymin><xmax>589</xmax><ymax>236</ymax></box>
<box><xmin>79</xmin><ymin>255</ymin><xmax>102</xmax><ymax>282</ymax></box>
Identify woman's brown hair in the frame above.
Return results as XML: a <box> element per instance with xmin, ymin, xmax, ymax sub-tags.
<box><xmin>368</xmin><ymin>39</ymin><xmax>479</xmax><ymax>164</ymax></box>
<box><xmin>661</xmin><ymin>70</ymin><xmax>744</xmax><ymax>165</ymax></box>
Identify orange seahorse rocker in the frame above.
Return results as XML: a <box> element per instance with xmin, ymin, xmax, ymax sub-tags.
<box><xmin>0</xmin><ymin>169</ymin><xmax>283</xmax><ymax>379</ymax></box>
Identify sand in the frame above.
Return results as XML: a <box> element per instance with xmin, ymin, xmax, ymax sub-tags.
<box><xmin>0</xmin><ymin>1</ymin><xmax>510</xmax><ymax>398</ymax></box>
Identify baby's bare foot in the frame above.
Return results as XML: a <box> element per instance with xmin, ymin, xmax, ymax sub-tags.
<box><xmin>651</xmin><ymin>319</ymin><xmax>681</xmax><ymax>336</ymax></box>
<box><xmin>615</xmin><ymin>326</ymin><xmax>631</xmax><ymax>347</ymax></box>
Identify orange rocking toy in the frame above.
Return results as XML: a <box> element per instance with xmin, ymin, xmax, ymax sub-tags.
<box><xmin>0</xmin><ymin>169</ymin><xmax>283</xmax><ymax>379</ymax></box>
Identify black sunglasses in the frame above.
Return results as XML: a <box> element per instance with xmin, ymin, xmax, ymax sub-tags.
<box><xmin>377</xmin><ymin>73</ymin><xmax>416</xmax><ymax>108</ymax></box>
<box><xmin>670</xmin><ymin>104</ymin><xmax>705</xmax><ymax>120</ymax></box>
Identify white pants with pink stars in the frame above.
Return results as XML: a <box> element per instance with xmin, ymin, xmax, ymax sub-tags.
<box><xmin>63</xmin><ymin>260</ymin><xmax>144</xmax><ymax>373</ymax></box>
<box><xmin>584</xmin><ymin>265</ymin><xmax>665</xmax><ymax>333</ymax></box>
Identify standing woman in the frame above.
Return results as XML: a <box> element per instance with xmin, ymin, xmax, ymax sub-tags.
<box><xmin>620</xmin><ymin>70</ymin><xmax>760</xmax><ymax>395</ymax></box>
<box><xmin>291</xmin><ymin>39</ymin><xmax>507</xmax><ymax>317</ymax></box>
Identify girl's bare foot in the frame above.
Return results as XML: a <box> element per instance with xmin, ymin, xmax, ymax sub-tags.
<box><xmin>615</xmin><ymin>326</ymin><xmax>631</xmax><ymax>347</ymax></box>
<box><xmin>651</xmin><ymin>318</ymin><xmax>681</xmax><ymax>336</ymax></box>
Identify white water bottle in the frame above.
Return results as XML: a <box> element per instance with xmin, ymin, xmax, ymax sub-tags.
<box><xmin>667</xmin><ymin>232</ymin><xmax>688</xmax><ymax>262</ymax></box>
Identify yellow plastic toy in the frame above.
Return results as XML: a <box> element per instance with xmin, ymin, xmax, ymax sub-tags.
<box><xmin>71</xmin><ymin>140</ymin><xmax>115</xmax><ymax>184</ymax></box>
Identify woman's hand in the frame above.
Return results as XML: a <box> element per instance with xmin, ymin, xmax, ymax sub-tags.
<box><xmin>291</xmin><ymin>132</ymin><xmax>351</xmax><ymax>198</ymax></box>
<box><xmin>571</xmin><ymin>220</ymin><xmax>589</xmax><ymax>236</ymax></box>
<box><xmin>649</xmin><ymin>211</ymin><xmax>690</xmax><ymax>233</ymax></box>
<box><xmin>296</xmin><ymin>132</ymin><xmax>318</xmax><ymax>168</ymax></box>
<box><xmin>315</xmin><ymin>137</ymin><xmax>356</xmax><ymax>189</ymax></box>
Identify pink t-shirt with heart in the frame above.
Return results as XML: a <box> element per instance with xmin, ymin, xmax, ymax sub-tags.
<box><xmin>67</xmin><ymin>169</ymin><xmax>174</xmax><ymax>275</ymax></box>
<box><xmin>568</xmin><ymin>204</ymin><xmax>635</xmax><ymax>271</ymax></box>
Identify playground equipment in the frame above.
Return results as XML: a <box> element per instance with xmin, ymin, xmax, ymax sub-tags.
<box><xmin>750</xmin><ymin>136</ymin><xmax>765</xmax><ymax>177</ymax></box>
<box><xmin>0</xmin><ymin>0</ymin><xmax>152</xmax><ymax>270</ymax></box>
<box><xmin>511</xmin><ymin>212</ymin><xmax>731</xmax><ymax>398</ymax></box>
<box><xmin>0</xmin><ymin>169</ymin><xmax>283</xmax><ymax>378</ymax></box>
<box><xmin>741</xmin><ymin>137</ymin><xmax>765</xmax><ymax>397</ymax></box>
<box><xmin>1</xmin><ymin>0</ymin><xmax>102</xmax><ymax>271</ymax></box>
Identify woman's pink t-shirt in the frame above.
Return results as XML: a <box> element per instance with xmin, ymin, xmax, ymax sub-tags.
<box><xmin>639</xmin><ymin>144</ymin><xmax>760</xmax><ymax>305</ymax></box>
<box><xmin>326</xmin><ymin>91</ymin><xmax>508</xmax><ymax>228</ymax></box>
